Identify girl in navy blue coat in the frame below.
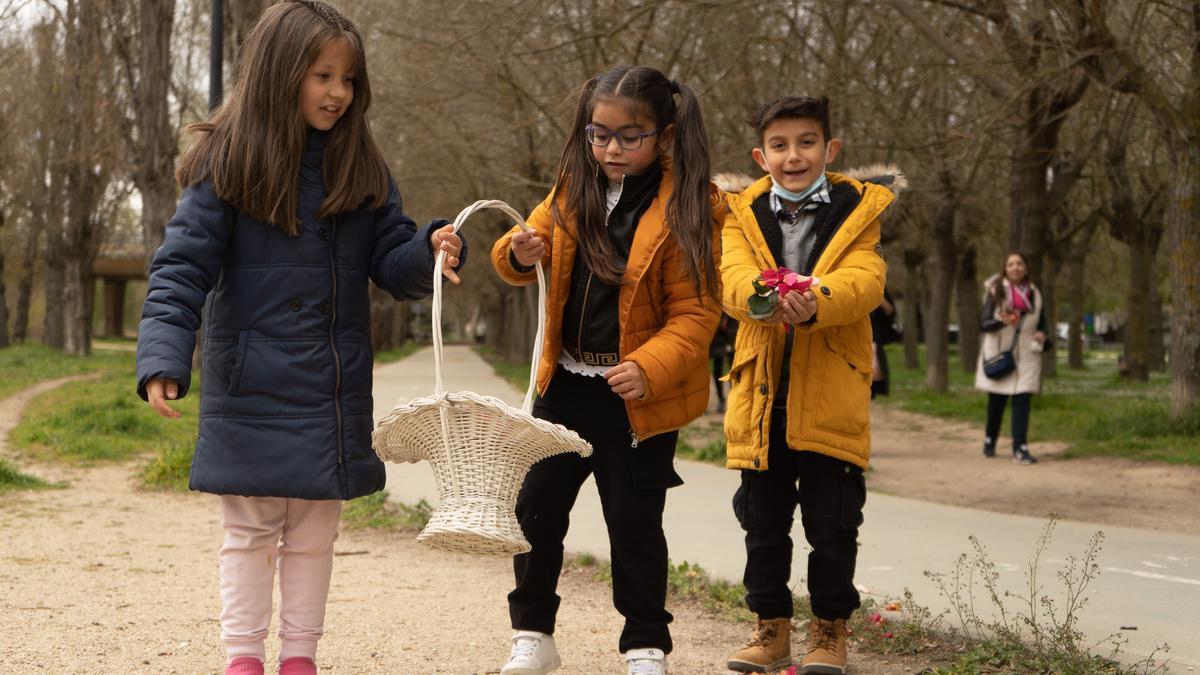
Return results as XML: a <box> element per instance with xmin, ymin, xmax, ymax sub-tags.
<box><xmin>135</xmin><ymin>3</ymin><xmax>463</xmax><ymax>674</ymax></box>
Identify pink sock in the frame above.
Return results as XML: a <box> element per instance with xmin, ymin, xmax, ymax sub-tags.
<box><xmin>225</xmin><ymin>656</ymin><xmax>264</xmax><ymax>675</ymax></box>
<box><xmin>279</xmin><ymin>657</ymin><xmax>317</xmax><ymax>675</ymax></box>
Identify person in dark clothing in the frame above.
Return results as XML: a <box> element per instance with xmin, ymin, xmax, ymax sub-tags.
<box><xmin>710</xmin><ymin>314</ymin><xmax>740</xmax><ymax>412</ymax></box>
<box><xmin>135</xmin><ymin>4</ymin><xmax>463</xmax><ymax>674</ymax></box>
<box><xmin>869</xmin><ymin>287</ymin><xmax>899</xmax><ymax>398</ymax></box>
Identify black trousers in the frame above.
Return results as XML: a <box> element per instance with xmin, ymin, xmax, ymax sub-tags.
<box><xmin>509</xmin><ymin>366</ymin><xmax>682</xmax><ymax>653</ymax></box>
<box><xmin>733</xmin><ymin>412</ymin><xmax>866</xmax><ymax>621</ymax></box>
<box><xmin>985</xmin><ymin>392</ymin><xmax>1032</xmax><ymax>447</ymax></box>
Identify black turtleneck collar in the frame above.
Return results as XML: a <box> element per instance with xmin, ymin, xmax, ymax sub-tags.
<box><xmin>607</xmin><ymin>160</ymin><xmax>663</xmax><ymax>210</ymax></box>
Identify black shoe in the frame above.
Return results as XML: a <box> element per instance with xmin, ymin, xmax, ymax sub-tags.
<box><xmin>1013</xmin><ymin>445</ymin><xmax>1038</xmax><ymax>464</ymax></box>
<box><xmin>982</xmin><ymin>438</ymin><xmax>996</xmax><ymax>458</ymax></box>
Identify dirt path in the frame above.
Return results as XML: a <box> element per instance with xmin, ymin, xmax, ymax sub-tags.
<box><xmin>867</xmin><ymin>404</ymin><xmax>1200</xmax><ymax>536</ymax></box>
<box><xmin>1</xmin><ymin>383</ymin><xmax>942</xmax><ymax>674</ymax></box>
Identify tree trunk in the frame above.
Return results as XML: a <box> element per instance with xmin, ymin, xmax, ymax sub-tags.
<box><xmin>923</xmin><ymin>192</ymin><xmax>957</xmax><ymax>391</ymax></box>
<box><xmin>1066</xmin><ymin>251</ymin><xmax>1087</xmax><ymax>369</ymax></box>
<box><xmin>12</xmin><ymin>223</ymin><xmax>37</xmax><ymax>343</ymax></box>
<box><xmin>1147</xmin><ymin>268</ymin><xmax>1166</xmax><ymax>371</ymax></box>
<box><xmin>42</xmin><ymin>242</ymin><xmax>65</xmax><ymax>348</ymax></box>
<box><xmin>901</xmin><ymin>248</ymin><xmax>922</xmax><ymax>370</ymax></box>
<box><xmin>1123</xmin><ymin>234</ymin><xmax>1157</xmax><ymax>381</ymax></box>
<box><xmin>132</xmin><ymin>0</ymin><xmax>178</xmax><ymax>263</ymax></box>
<box><xmin>955</xmin><ymin>245</ymin><xmax>980</xmax><ymax>372</ymax></box>
<box><xmin>1167</xmin><ymin>143</ymin><xmax>1200</xmax><ymax>416</ymax></box>
<box><xmin>0</xmin><ymin>208</ymin><xmax>9</xmax><ymax>348</ymax></box>
<box><xmin>1041</xmin><ymin>252</ymin><xmax>1059</xmax><ymax>378</ymax></box>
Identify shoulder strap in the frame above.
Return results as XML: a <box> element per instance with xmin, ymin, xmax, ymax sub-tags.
<box><xmin>1009</xmin><ymin>315</ymin><xmax>1024</xmax><ymax>352</ymax></box>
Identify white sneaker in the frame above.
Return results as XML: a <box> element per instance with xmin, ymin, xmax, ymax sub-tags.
<box><xmin>624</xmin><ymin>647</ymin><xmax>668</xmax><ymax>675</ymax></box>
<box><xmin>500</xmin><ymin>630</ymin><xmax>561</xmax><ymax>675</ymax></box>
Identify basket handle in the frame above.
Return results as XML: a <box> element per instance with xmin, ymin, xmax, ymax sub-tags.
<box><xmin>432</xmin><ymin>200</ymin><xmax>546</xmax><ymax>414</ymax></box>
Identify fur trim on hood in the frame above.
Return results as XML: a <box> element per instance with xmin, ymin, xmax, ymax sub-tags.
<box><xmin>844</xmin><ymin>163</ymin><xmax>908</xmax><ymax>197</ymax></box>
<box><xmin>713</xmin><ymin>172</ymin><xmax>757</xmax><ymax>194</ymax></box>
<box><xmin>714</xmin><ymin>164</ymin><xmax>907</xmax><ymax>199</ymax></box>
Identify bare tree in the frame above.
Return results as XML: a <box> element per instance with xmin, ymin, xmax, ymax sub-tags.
<box><xmin>108</xmin><ymin>0</ymin><xmax>178</xmax><ymax>263</ymax></box>
<box><xmin>886</xmin><ymin>0</ymin><xmax>1091</xmax><ymax>286</ymax></box>
<box><xmin>1055</xmin><ymin>0</ymin><xmax>1200</xmax><ymax>415</ymax></box>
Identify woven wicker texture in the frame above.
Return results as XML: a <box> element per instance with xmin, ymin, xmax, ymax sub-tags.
<box><xmin>373</xmin><ymin>200</ymin><xmax>592</xmax><ymax>556</ymax></box>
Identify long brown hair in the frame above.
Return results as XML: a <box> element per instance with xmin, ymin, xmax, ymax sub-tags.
<box><xmin>550</xmin><ymin>65</ymin><xmax>717</xmax><ymax>299</ymax></box>
<box><xmin>990</xmin><ymin>251</ymin><xmax>1030</xmax><ymax>305</ymax></box>
<box><xmin>175</xmin><ymin>0</ymin><xmax>389</xmax><ymax>235</ymax></box>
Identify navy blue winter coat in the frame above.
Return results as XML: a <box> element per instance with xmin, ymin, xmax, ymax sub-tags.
<box><xmin>136</xmin><ymin>130</ymin><xmax>464</xmax><ymax>500</ymax></box>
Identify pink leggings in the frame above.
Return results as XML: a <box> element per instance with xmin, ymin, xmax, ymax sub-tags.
<box><xmin>219</xmin><ymin>495</ymin><xmax>342</xmax><ymax>665</ymax></box>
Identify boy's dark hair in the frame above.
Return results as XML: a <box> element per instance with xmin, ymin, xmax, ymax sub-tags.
<box><xmin>747</xmin><ymin>96</ymin><xmax>832</xmax><ymax>143</ymax></box>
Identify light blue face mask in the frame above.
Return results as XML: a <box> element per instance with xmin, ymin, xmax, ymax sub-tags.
<box><xmin>771</xmin><ymin>172</ymin><xmax>828</xmax><ymax>202</ymax></box>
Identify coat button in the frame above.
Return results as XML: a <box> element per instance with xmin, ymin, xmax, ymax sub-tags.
<box><xmin>318</xmin><ymin>301</ymin><xmax>330</xmax><ymax>315</ymax></box>
<box><xmin>753</xmin><ymin>457</ymin><xmax>760</xmax><ymax>468</ymax></box>
<box><xmin>759</xmin><ymin>384</ymin><xmax>768</xmax><ymax>395</ymax></box>
<box><xmin>288</xmin><ymin>298</ymin><xmax>301</xmax><ymax>311</ymax></box>
<box><xmin>318</xmin><ymin>228</ymin><xmax>329</xmax><ymax>241</ymax></box>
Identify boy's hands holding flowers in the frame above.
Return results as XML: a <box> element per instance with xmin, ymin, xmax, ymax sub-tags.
<box><xmin>749</xmin><ymin>267</ymin><xmax>818</xmax><ymax>325</ymax></box>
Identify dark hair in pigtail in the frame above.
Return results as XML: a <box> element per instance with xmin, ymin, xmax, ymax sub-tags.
<box><xmin>550</xmin><ymin>65</ymin><xmax>717</xmax><ymax>300</ymax></box>
<box><xmin>550</xmin><ymin>76</ymin><xmax>619</xmax><ymax>283</ymax></box>
<box><xmin>667</xmin><ymin>80</ymin><xmax>718</xmax><ymax>300</ymax></box>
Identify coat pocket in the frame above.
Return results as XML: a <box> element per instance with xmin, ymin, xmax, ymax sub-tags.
<box><xmin>814</xmin><ymin>333</ymin><xmax>871</xmax><ymax>437</ymax></box>
<box><xmin>227</xmin><ymin>330</ymin><xmax>249</xmax><ymax>396</ymax></box>
<box><xmin>723</xmin><ymin>345</ymin><xmax>773</xmax><ymax>454</ymax></box>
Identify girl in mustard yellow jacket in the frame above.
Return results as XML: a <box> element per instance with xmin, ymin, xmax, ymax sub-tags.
<box><xmin>719</xmin><ymin>96</ymin><xmax>900</xmax><ymax>675</ymax></box>
<box><xmin>489</xmin><ymin>65</ymin><xmax>723</xmax><ymax>675</ymax></box>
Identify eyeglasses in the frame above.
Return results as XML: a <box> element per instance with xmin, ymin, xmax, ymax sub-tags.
<box><xmin>585</xmin><ymin>124</ymin><xmax>658</xmax><ymax>151</ymax></box>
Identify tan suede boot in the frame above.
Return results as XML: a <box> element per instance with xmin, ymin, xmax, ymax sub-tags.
<box><xmin>725</xmin><ymin>617</ymin><xmax>793</xmax><ymax>673</ymax></box>
<box><xmin>799</xmin><ymin>617</ymin><xmax>849</xmax><ymax>674</ymax></box>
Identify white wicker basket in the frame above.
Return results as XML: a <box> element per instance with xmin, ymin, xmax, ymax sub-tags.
<box><xmin>372</xmin><ymin>200</ymin><xmax>592</xmax><ymax>556</ymax></box>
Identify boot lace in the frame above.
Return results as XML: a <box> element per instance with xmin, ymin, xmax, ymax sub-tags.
<box><xmin>745</xmin><ymin>620</ymin><xmax>778</xmax><ymax>648</ymax></box>
<box><xmin>809</xmin><ymin>619</ymin><xmax>840</xmax><ymax>654</ymax></box>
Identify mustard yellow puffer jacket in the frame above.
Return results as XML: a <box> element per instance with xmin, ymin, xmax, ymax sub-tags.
<box><xmin>720</xmin><ymin>171</ymin><xmax>894</xmax><ymax>471</ymax></box>
<box><xmin>491</xmin><ymin>166</ymin><xmax>724</xmax><ymax>443</ymax></box>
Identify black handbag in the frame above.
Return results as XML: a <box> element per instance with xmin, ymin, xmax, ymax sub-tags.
<box><xmin>983</xmin><ymin>316</ymin><xmax>1022</xmax><ymax>380</ymax></box>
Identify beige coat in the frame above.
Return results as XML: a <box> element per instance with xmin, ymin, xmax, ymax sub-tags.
<box><xmin>974</xmin><ymin>275</ymin><xmax>1045</xmax><ymax>395</ymax></box>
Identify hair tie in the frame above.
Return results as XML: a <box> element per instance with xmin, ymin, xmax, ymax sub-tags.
<box><xmin>669</xmin><ymin>80</ymin><xmax>681</xmax><ymax>94</ymax></box>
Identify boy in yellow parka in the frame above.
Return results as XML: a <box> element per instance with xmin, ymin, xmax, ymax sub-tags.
<box><xmin>719</xmin><ymin>96</ymin><xmax>901</xmax><ymax>675</ymax></box>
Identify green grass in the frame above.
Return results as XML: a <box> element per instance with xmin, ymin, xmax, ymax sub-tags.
<box><xmin>0</xmin><ymin>343</ymin><xmax>131</xmax><ymax>400</ymax></box>
<box><xmin>341</xmin><ymin>491</ymin><xmax>432</xmax><ymax>531</ymax></box>
<box><xmin>0</xmin><ymin>458</ymin><xmax>52</xmax><ymax>492</ymax></box>
<box><xmin>675</xmin><ymin>435</ymin><xmax>726</xmax><ymax>465</ymax></box>
<box><xmin>473</xmin><ymin>345</ymin><xmax>532</xmax><ymax>391</ymax></box>
<box><xmin>884</xmin><ymin>344</ymin><xmax>1199</xmax><ymax>465</ymax></box>
<box><xmin>9</xmin><ymin>362</ymin><xmax>200</xmax><ymax>468</ymax></box>
<box><xmin>374</xmin><ymin>341</ymin><xmax>424</xmax><ymax>365</ymax></box>
<box><xmin>139</xmin><ymin>439</ymin><xmax>196</xmax><ymax>491</ymax></box>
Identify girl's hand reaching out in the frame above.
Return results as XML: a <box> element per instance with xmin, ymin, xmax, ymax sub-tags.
<box><xmin>510</xmin><ymin>230</ymin><xmax>546</xmax><ymax>268</ymax></box>
<box><xmin>146</xmin><ymin>377</ymin><xmax>182</xmax><ymax>419</ymax></box>
<box><xmin>604</xmin><ymin>361</ymin><xmax>646</xmax><ymax>401</ymax></box>
<box><xmin>431</xmin><ymin>228</ymin><xmax>463</xmax><ymax>284</ymax></box>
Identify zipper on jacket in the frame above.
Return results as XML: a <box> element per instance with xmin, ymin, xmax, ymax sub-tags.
<box><xmin>629</xmin><ymin>428</ymin><xmax>639</xmax><ymax>448</ymax></box>
<box><xmin>328</xmin><ymin>217</ymin><xmax>344</xmax><ymax>465</ymax></box>
<box><xmin>576</xmin><ymin>271</ymin><xmax>593</xmax><ymax>361</ymax></box>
